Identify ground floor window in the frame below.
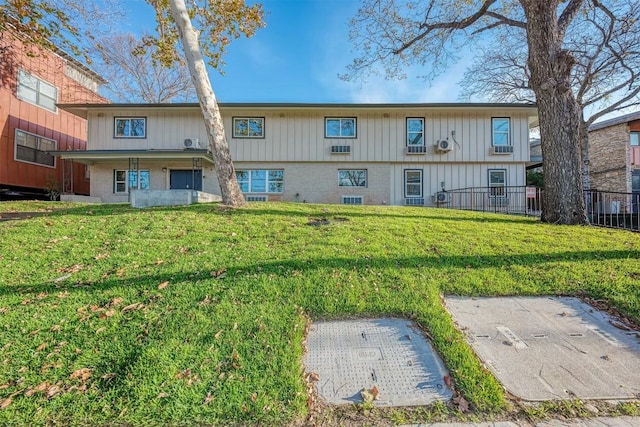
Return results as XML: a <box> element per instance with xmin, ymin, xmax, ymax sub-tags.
<box><xmin>404</xmin><ymin>169</ymin><xmax>423</xmax><ymax>198</ymax></box>
<box><xmin>15</xmin><ymin>129</ymin><xmax>56</xmax><ymax>167</ymax></box>
<box><xmin>114</xmin><ymin>170</ymin><xmax>150</xmax><ymax>193</ymax></box>
<box><xmin>236</xmin><ymin>169</ymin><xmax>284</xmax><ymax>193</ymax></box>
<box><xmin>338</xmin><ymin>169</ymin><xmax>367</xmax><ymax>187</ymax></box>
<box><xmin>488</xmin><ymin>169</ymin><xmax>507</xmax><ymax>197</ymax></box>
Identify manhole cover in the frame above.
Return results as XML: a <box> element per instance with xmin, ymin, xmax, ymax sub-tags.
<box><xmin>445</xmin><ymin>296</ymin><xmax>640</xmax><ymax>401</ymax></box>
<box><xmin>304</xmin><ymin>318</ymin><xmax>452</xmax><ymax>406</ymax></box>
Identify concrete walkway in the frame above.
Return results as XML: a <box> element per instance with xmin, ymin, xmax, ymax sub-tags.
<box><xmin>404</xmin><ymin>415</ymin><xmax>639</xmax><ymax>426</ymax></box>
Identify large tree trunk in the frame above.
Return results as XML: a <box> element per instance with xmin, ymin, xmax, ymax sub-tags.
<box><xmin>522</xmin><ymin>0</ymin><xmax>587</xmax><ymax>224</ymax></box>
<box><xmin>168</xmin><ymin>0</ymin><xmax>246</xmax><ymax>207</ymax></box>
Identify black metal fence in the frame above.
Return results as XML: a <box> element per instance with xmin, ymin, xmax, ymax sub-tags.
<box><xmin>438</xmin><ymin>186</ymin><xmax>639</xmax><ymax>232</ymax></box>
<box><xmin>439</xmin><ymin>186</ymin><xmax>543</xmax><ymax>217</ymax></box>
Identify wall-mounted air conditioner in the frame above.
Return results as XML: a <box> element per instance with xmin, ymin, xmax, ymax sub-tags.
<box><xmin>433</xmin><ymin>191</ymin><xmax>450</xmax><ymax>203</ymax></box>
<box><xmin>435</xmin><ymin>139</ymin><xmax>453</xmax><ymax>152</ymax></box>
<box><xmin>184</xmin><ymin>138</ymin><xmax>200</xmax><ymax>149</ymax></box>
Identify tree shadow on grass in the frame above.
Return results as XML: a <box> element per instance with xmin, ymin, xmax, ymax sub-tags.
<box><xmin>3</xmin><ymin>249</ymin><xmax>637</xmax><ymax>298</ymax></box>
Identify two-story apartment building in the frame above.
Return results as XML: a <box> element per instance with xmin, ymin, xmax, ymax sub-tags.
<box><xmin>588</xmin><ymin>111</ymin><xmax>640</xmax><ymax>204</ymax></box>
<box><xmin>0</xmin><ymin>29</ymin><xmax>107</xmax><ymax>199</ymax></box>
<box><xmin>55</xmin><ymin>102</ymin><xmax>537</xmax><ymax>206</ymax></box>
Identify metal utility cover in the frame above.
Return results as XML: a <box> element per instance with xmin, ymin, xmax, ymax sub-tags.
<box><xmin>445</xmin><ymin>296</ymin><xmax>640</xmax><ymax>401</ymax></box>
<box><xmin>304</xmin><ymin>318</ymin><xmax>452</xmax><ymax>406</ymax></box>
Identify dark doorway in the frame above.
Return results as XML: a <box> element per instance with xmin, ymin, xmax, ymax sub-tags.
<box><xmin>170</xmin><ymin>170</ymin><xmax>202</xmax><ymax>191</ymax></box>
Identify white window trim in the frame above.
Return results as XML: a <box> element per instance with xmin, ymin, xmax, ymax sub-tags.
<box><xmin>14</xmin><ymin>129</ymin><xmax>57</xmax><ymax>168</ymax></box>
<box><xmin>406</xmin><ymin>117</ymin><xmax>425</xmax><ymax>146</ymax></box>
<box><xmin>114</xmin><ymin>117</ymin><xmax>147</xmax><ymax>139</ymax></box>
<box><xmin>491</xmin><ymin>117</ymin><xmax>511</xmax><ymax>147</ymax></box>
<box><xmin>404</xmin><ymin>169</ymin><xmax>423</xmax><ymax>198</ymax></box>
<box><xmin>325</xmin><ymin>117</ymin><xmax>357</xmax><ymax>138</ymax></box>
<box><xmin>114</xmin><ymin>170</ymin><xmax>150</xmax><ymax>194</ymax></box>
<box><xmin>236</xmin><ymin>169</ymin><xmax>284</xmax><ymax>194</ymax></box>
<box><xmin>338</xmin><ymin>169</ymin><xmax>367</xmax><ymax>187</ymax></box>
<box><xmin>630</xmin><ymin>131</ymin><xmax>639</xmax><ymax>147</ymax></box>
<box><xmin>488</xmin><ymin>169</ymin><xmax>507</xmax><ymax>198</ymax></box>
<box><xmin>232</xmin><ymin>117</ymin><xmax>265</xmax><ymax>138</ymax></box>
<box><xmin>16</xmin><ymin>69</ymin><xmax>58</xmax><ymax>113</ymax></box>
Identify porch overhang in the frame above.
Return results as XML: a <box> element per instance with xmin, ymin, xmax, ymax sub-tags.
<box><xmin>48</xmin><ymin>149</ymin><xmax>214</xmax><ymax>165</ymax></box>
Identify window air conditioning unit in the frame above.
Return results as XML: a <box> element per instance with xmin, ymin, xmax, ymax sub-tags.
<box><xmin>184</xmin><ymin>138</ymin><xmax>200</xmax><ymax>149</ymax></box>
<box><xmin>433</xmin><ymin>191</ymin><xmax>450</xmax><ymax>203</ymax></box>
<box><xmin>331</xmin><ymin>145</ymin><xmax>351</xmax><ymax>154</ymax></box>
<box><xmin>435</xmin><ymin>139</ymin><xmax>453</xmax><ymax>152</ymax></box>
<box><xmin>492</xmin><ymin>145</ymin><xmax>514</xmax><ymax>154</ymax></box>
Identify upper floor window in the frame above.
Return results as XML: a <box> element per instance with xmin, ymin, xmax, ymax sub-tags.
<box><xmin>236</xmin><ymin>169</ymin><xmax>284</xmax><ymax>193</ymax></box>
<box><xmin>17</xmin><ymin>70</ymin><xmax>58</xmax><ymax>112</ymax></box>
<box><xmin>233</xmin><ymin>117</ymin><xmax>265</xmax><ymax>138</ymax></box>
<box><xmin>488</xmin><ymin>169</ymin><xmax>507</xmax><ymax>197</ymax></box>
<box><xmin>406</xmin><ymin>118</ymin><xmax>425</xmax><ymax>146</ymax></box>
<box><xmin>115</xmin><ymin>117</ymin><xmax>146</xmax><ymax>138</ymax></box>
<box><xmin>15</xmin><ymin>129</ymin><xmax>56</xmax><ymax>167</ymax></box>
<box><xmin>631</xmin><ymin>131</ymin><xmax>639</xmax><ymax>146</ymax></box>
<box><xmin>325</xmin><ymin>117</ymin><xmax>356</xmax><ymax>138</ymax></box>
<box><xmin>338</xmin><ymin>170</ymin><xmax>367</xmax><ymax>187</ymax></box>
<box><xmin>492</xmin><ymin>118</ymin><xmax>511</xmax><ymax>146</ymax></box>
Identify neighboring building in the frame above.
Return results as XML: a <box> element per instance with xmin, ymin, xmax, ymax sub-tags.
<box><xmin>0</xmin><ymin>30</ymin><xmax>107</xmax><ymax>199</ymax></box>
<box><xmin>55</xmin><ymin>102</ymin><xmax>537</xmax><ymax>206</ymax></box>
<box><xmin>588</xmin><ymin>112</ymin><xmax>640</xmax><ymax>201</ymax></box>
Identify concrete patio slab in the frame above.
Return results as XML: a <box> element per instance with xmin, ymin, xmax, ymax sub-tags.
<box><xmin>444</xmin><ymin>297</ymin><xmax>640</xmax><ymax>401</ymax></box>
<box><xmin>304</xmin><ymin>318</ymin><xmax>453</xmax><ymax>406</ymax></box>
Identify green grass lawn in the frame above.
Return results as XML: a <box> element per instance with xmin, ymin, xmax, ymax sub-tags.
<box><xmin>0</xmin><ymin>201</ymin><xmax>638</xmax><ymax>426</ymax></box>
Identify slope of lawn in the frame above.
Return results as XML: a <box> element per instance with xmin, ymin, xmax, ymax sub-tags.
<box><xmin>0</xmin><ymin>202</ymin><xmax>638</xmax><ymax>426</ymax></box>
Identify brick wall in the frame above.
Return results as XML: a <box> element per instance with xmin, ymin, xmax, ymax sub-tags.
<box><xmin>588</xmin><ymin>123</ymin><xmax>630</xmax><ymax>193</ymax></box>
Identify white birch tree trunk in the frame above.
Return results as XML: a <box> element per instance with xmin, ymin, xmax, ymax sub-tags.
<box><xmin>168</xmin><ymin>0</ymin><xmax>246</xmax><ymax>207</ymax></box>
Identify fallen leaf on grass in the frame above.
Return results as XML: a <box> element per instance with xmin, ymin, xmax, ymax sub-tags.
<box><xmin>122</xmin><ymin>303</ymin><xmax>144</xmax><ymax>313</ymax></box>
<box><xmin>156</xmin><ymin>392</ymin><xmax>169</xmax><ymax>399</ymax></box>
<box><xmin>70</xmin><ymin>368</ymin><xmax>92</xmax><ymax>382</ymax></box>
<box><xmin>251</xmin><ymin>392</ymin><xmax>257</xmax><ymax>402</ymax></box>
<box><xmin>307</xmin><ymin>372</ymin><xmax>320</xmax><ymax>382</ymax></box>
<box><xmin>46</xmin><ymin>384</ymin><xmax>61</xmax><ymax>399</ymax></box>
<box><xmin>36</xmin><ymin>342</ymin><xmax>48</xmax><ymax>352</ymax></box>
<box><xmin>101</xmin><ymin>373</ymin><xmax>117</xmax><ymax>380</ymax></box>
<box><xmin>453</xmin><ymin>395</ymin><xmax>470</xmax><ymax>413</ymax></box>
<box><xmin>25</xmin><ymin>381</ymin><xmax>50</xmax><ymax>397</ymax></box>
<box><xmin>95</xmin><ymin>327</ymin><xmax>106</xmax><ymax>334</ymax></box>
<box><xmin>203</xmin><ymin>392</ymin><xmax>214</xmax><ymax>405</ymax></box>
<box><xmin>0</xmin><ymin>397</ymin><xmax>12</xmax><ymax>409</ymax></box>
<box><xmin>214</xmin><ymin>330</ymin><xmax>223</xmax><ymax>339</ymax></box>
<box><xmin>99</xmin><ymin>309</ymin><xmax>116</xmax><ymax>319</ymax></box>
<box><xmin>210</xmin><ymin>269</ymin><xmax>226</xmax><ymax>279</ymax></box>
<box><xmin>158</xmin><ymin>281</ymin><xmax>169</xmax><ymax>290</ymax></box>
<box><xmin>94</xmin><ymin>252</ymin><xmax>110</xmax><ymax>260</ymax></box>
<box><xmin>199</xmin><ymin>295</ymin><xmax>212</xmax><ymax>306</ymax></box>
<box><xmin>49</xmin><ymin>325</ymin><xmax>61</xmax><ymax>332</ymax></box>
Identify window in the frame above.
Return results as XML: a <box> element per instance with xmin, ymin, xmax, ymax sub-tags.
<box><xmin>236</xmin><ymin>170</ymin><xmax>284</xmax><ymax>193</ymax></box>
<box><xmin>233</xmin><ymin>117</ymin><xmax>265</xmax><ymax>138</ymax></box>
<box><xmin>404</xmin><ymin>169</ymin><xmax>423</xmax><ymax>198</ymax></box>
<box><xmin>114</xmin><ymin>170</ymin><xmax>150</xmax><ymax>193</ymax></box>
<box><xmin>325</xmin><ymin>118</ymin><xmax>356</xmax><ymax>138</ymax></box>
<box><xmin>631</xmin><ymin>131</ymin><xmax>639</xmax><ymax>146</ymax></box>
<box><xmin>17</xmin><ymin>70</ymin><xmax>58</xmax><ymax>112</ymax></box>
<box><xmin>342</xmin><ymin>196</ymin><xmax>363</xmax><ymax>205</ymax></box>
<box><xmin>492</xmin><ymin>118</ymin><xmax>510</xmax><ymax>146</ymax></box>
<box><xmin>488</xmin><ymin>169</ymin><xmax>507</xmax><ymax>197</ymax></box>
<box><xmin>14</xmin><ymin>129</ymin><xmax>56</xmax><ymax>167</ymax></box>
<box><xmin>406</xmin><ymin>118</ymin><xmax>425</xmax><ymax>146</ymax></box>
<box><xmin>338</xmin><ymin>170</ymin><xmax>367</xmax><ymax>187</ymax></box>
<box><xmin>114</xmin><ymin>118</ymin><xmax>146</xmax><ymax>138</ymax></box>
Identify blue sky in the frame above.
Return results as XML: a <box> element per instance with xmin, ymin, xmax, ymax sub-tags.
<box><xmin>122</xmin><ymin>0</ymin><xmax>471</xmax><ymax>103</ymax></box>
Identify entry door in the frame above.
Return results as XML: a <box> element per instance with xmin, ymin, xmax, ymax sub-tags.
<box><xmin>170</xmin><ymin>170</ymin><xmax>202</xmax><ymax>191</ymax></box>
<box><xmin>633</xmin><ymin>170</ymin><xmax>640</xmax><ymax>213</ymax></box>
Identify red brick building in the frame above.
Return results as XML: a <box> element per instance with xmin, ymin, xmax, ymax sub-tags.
<box><xmin>0</xmin><ymin>30</ymin><xmax>107</xmax><ymax>199</ymax></box>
